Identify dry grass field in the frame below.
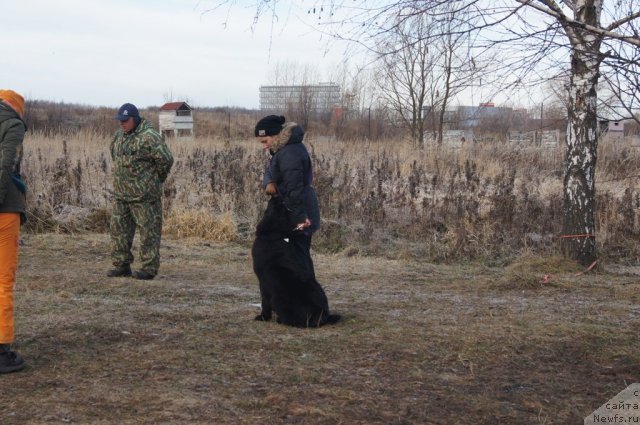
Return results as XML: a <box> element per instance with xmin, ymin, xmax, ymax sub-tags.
<box><xmin>1</xmin><ymin>233</ymin><xmax>639</xmax><ymax>424</ymax></box>
<box><xmin>4</xmin><ymin>116</ymin><xmax>640</xmax><ymax>423</ymax></box>
<box><xmin>19</xmin><ymin>128</ymin><xmax>640</xmax><ymax>263</ymax></box>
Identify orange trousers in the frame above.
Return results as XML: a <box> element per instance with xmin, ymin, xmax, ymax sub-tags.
<box><xmin>0</xmin><ymin>213</ymin><xmax>20</xmax><ymax>344</ymax></box>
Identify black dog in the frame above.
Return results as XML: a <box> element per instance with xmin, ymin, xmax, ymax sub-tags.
<box><xmin>252</xmin><ymin>196</ymin><xmax>340</xmax><ymax>327</ymax></box>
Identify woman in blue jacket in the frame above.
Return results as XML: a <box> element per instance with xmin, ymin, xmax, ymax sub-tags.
<box><xmin>255</xmin><ymin>115</ymin><xmax>320</xmax><ymax>275</ymax></box>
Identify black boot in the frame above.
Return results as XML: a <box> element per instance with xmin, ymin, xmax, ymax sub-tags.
<box><xmin>0</xmin><ymin>344</ymin><xmax>26</xmax><ymax>374</ymax></box>
<box><xmin>132</xmin><ymin>270</ymin><xmax>155</xmax><ymax>280</ymax></box>
<box><xmin>107</xmin><ymin>264</ymin><xmax>132</xmax><ymax>277</ymax></box>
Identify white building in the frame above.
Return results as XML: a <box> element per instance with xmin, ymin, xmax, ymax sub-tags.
<box><xmin>259</xmin><ymin>83</ymin><xmax>341</xmax><ymax>114</ymax></box>
<box><xmin>159</xmin><ymin>102</ymin><xmax>194</xmax><ymax>139</ymax></box>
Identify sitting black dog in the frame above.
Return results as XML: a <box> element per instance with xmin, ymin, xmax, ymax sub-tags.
<box><xmin>252</xmin><ymin>196</ymin><xmax>340</xmax><ymax>327</ymax></box>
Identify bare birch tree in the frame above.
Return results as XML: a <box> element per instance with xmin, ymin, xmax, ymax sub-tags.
<box><xmin>204</xmin><ymin>0</ymin><xmax>640</xmax><ymax>264</ymax></box>
<box><xmin>500</xmin><ymin>0</ymin><xmax>640</xmax><ymax>264</ymax></box>
<box><xmin>281</xmin><ymin>0</ymin><xmax>640</xmax><ymax>263</ymax></box>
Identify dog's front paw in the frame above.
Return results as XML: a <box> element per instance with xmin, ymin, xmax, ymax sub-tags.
<box><xmin>254</xmin><ymin>313</ymin><xmax>272</xmax><ymax>321</ymax></box>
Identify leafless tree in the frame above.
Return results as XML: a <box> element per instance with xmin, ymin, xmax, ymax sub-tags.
<box><xmin>429</xmin><ymin>6</ymin><xmax>490</xmax><ymax>145</ymax></box>
<box><xmin>369</xmin><ymin>4</ymin><xmax>485</xmax><ymax>146</ymax></box>
<box><xmin>266</xmin><ymin>60</ymin><xmax>322</xmax><ymax>129</ymax></box>
<box><xmin>327</xmin><ymin>61</ymin><xmax>373</xmax><ymax>137</ymax></box>
<box><xmin>286</xmin><ymin>0</ymin><xmax>638</xmax><ymax>261</ymax></box>
<box><xmin>203</xmin><ymin>0</ymin><xmax>640</xmax><ymax>264</ymax></box>
<box><xmin>507</xmin><ymin>0</ymin><xmax>640</xmax><ymax>265</ymax></box>
<box><xmin>373</xmin><ymin>15</ymin><xmax>434</xmax><ymax>145</ymax></box>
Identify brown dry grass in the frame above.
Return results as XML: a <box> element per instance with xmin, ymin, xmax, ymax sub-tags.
<box><xmin>20</xmin><ymin>128</ymin><xmax>640</xmax><ymax>263</ymax></box>
<box><xmin>2</xmin><ymin>233</ymin><xmax>639</xmax><ymax>424</ymax></box>
<box><xmin>163</xmin><ymin>210</ymin><xmax>237</xmax><ymax>241</ymax></box>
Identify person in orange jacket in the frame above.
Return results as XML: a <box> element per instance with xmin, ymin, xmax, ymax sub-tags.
<box><xmin>0</xmin><ymin>89</ymin><xmax>27</xmax><ymax>373</ymax></box>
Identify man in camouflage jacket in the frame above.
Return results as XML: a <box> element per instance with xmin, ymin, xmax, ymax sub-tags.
<box><xmin>107</xmin><ymin>103</ymin><xmax>173</xmax><ymax>280</ymax></box>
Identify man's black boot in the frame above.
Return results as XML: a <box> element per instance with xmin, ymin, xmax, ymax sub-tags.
<box><xmin>107</xmin><ymin>264</ymin><xmax>132</xmax><ymax>277</ymax></box>
<box><xmin>132</xmin><ymin>270</ymin><xmax>155</xmax><ymax>280</ymax></box>
<box><xmin>0</xmin><ymin>344</ymin><xmax>26</xmax><ymax>374</ymax></box>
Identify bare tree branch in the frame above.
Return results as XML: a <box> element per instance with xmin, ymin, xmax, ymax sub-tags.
<box><xmin>517</xmin><ymin>0</ymin><xmax>640</xmax><ymax>46</ymax></box>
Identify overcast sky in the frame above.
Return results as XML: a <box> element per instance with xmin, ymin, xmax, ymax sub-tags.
<box><xmin>3</xmin><ymin>0</ymin><xmax>347</xmax><ymax>109</ymax></box>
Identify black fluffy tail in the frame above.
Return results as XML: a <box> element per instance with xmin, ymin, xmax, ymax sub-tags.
<box><xmin>324</xmin><ymin>313</ymin><xmax>341</xmax><ymax>325</ymax></box>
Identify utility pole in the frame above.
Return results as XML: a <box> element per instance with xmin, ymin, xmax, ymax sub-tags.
<box><xmin>368</xmin><ymin>106</ymin><xmax>371</xmax><ymax>140</ymax></box>
<box><xmin>539</xmin><ymin>102</ymin><xmax>544</xmax><ymax>146</ymax></box>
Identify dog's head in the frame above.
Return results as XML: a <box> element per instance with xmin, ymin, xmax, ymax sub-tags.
<box><xmin>256</xmin><ymin>196</ymin><xmax>294</xmax><ymax>239</ymax></box>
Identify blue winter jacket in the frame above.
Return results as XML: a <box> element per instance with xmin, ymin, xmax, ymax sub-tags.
<box><xmin>263</xmin><ymin>122</ymin><xmax>320</xmax><ymax>234</ymax></box>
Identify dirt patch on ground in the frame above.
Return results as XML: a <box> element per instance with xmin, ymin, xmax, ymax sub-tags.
<box><xmin>2</xmin><ymin>233</ymin><xmax>639</xmax><ymax>424</ymax></box>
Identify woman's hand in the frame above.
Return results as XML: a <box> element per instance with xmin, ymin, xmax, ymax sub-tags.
<box><xmin>294</xmin><ymin>218</ymin><xmax>312</xmax><ymax>231</ymax></box>
<box><xmin>265</xmin><ymin>182</ymin><xmax>277</xmax><ymax>195</ymax></box>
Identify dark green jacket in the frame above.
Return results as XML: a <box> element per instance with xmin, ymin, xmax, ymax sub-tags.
<box><xmin>110</xmin><ymin>118</ymin><xmax>173</xmax><ymax>202</ymax></box>
<box><xmin>0</xmin><ymin>102</ymin><xmax>26</xmax><ymax>218</ymax></box>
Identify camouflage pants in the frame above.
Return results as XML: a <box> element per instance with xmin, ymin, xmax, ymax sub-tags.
<box><xmin>110</xmin><ymin>198</ymin><xmax>163</xmax><ymax>275</ymax></box>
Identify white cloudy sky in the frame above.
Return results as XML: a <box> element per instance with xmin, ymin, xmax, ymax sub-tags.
<box><xmin>3</xmin><ymin>0</ymin><xmax>348</xmax><ymax>109</ymax></box>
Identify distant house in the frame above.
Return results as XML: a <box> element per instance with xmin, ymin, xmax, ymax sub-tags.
<box><xmin>600</xmin><ymin>119</ymin><xmax>624</xmax><ymax>140</ymax></box>
<box><xmin>159</xmin><ymin>102</ymin><xmax>194</xmax><ymax>139</ymax></box>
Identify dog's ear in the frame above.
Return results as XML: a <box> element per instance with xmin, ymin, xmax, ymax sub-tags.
<box><xmin>256</xmin><ymin>196</ymin><xmax>292</xmax><ymax>236</ymax></box>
